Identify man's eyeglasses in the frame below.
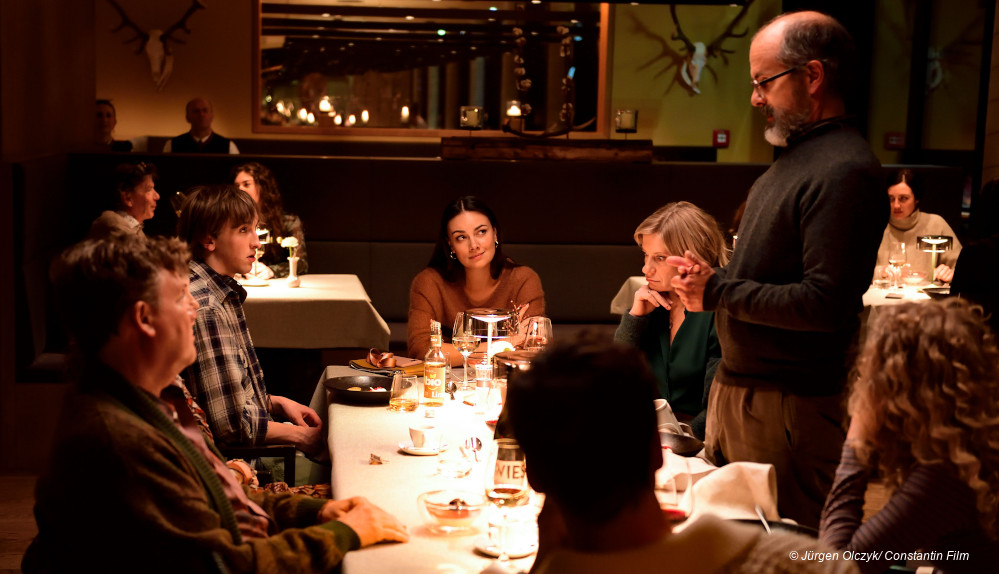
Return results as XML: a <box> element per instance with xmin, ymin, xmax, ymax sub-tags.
<box><xmin>751</xmin><ymin>64</ymin><xmax>805</xmax><ymax>96</ymax></box>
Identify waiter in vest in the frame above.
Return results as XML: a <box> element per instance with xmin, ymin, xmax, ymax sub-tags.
<box><xmin>163</xmin><ymin>97</ymin><xmax>240</xmax><ymax>154</ymax></box>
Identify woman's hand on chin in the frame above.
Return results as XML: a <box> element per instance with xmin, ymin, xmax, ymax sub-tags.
<box><xmin>630</xmin><ymin>285</ymin><xmax>672</xmax><ymax>317</ymax></box>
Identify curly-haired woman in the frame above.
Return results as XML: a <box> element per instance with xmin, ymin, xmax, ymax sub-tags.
<box><xmin>233</xmin><ymin>162</ymin><xmax>307</xmax><ymax>279</ymax></box>
<box><xmin>819</xmin><ymin>299</ymin><xmax>999</xmax><ymax>574</ymax></box>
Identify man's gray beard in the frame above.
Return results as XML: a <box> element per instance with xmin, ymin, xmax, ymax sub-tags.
<box><xmin>763</xmin><ymin>105</ymin><xmax>812</xmax><ymax>147</ymax></box>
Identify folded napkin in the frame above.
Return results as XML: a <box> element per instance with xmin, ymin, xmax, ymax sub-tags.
<box><xmin>655</xmin><ymin>449</ymin><xmax>716</xmax><ymax>492</ymax></box>
<box><xmin>349</xmin><ymin>351</ymin><xmax>423</xmax><ymax>376</ymax></box>
<box><xmin>685</xmin><ymin>461</ymin><xmax>779</xmax><ymax>522</ymax></box>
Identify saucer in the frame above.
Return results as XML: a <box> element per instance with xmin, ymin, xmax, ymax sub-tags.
<box><xmin>399</xmin><ymin>441</ymin><xmax>449</xmax><ymax>456</ymax></box>
<box><xmin>474</xmin><ymin>536</ymin><xmax>538</xmax><ymax>559</ymax></box>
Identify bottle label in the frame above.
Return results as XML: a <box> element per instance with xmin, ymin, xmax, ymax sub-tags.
<box><xmin>430</xmin><ymin>334</ymin><xmax>442</xmax><ymax>348</ymax></box>
<box><xmin>493</xmin><ymin>460</ymin><xmax>526</xmax><ymax>483</ymax></box>
<box><xmin>424</xmin><ymin>363</ymin><xmax>446</xmax><ymax>400</ymax></box>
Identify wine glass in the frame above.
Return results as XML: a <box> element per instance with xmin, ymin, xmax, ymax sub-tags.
<box><xmin>484</xmin><ymin>439</ymin><xmax>530</xmax><ymax>565</ymax></box>
<box><xmin>452</xmin><ymin>312</ymin><xmax>478</xmax><ymax>388</ymax></box>
<box><xmin>522</xmin><ymin>316</ymin><xmax>553</xmax><ymax>352</ymax></box>
<box><xmin>887</xmin><ymin>242</ymin><xmax>907</xmax><ymax>290</ymax></box>
<box><xmin>656</xmin><ymin>449</ymin><xmax>693</xmax><ymax>526</ymax></box>
<box><xmin>251</xmin><ymin>226</ymin><xmax>271</xmax><ymax>278</ymax></box>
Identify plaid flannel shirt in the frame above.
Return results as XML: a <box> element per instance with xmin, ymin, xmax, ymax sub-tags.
<box><xmin>184</xmin><ymin>260</ymin><xmax>270</xmax><ymax>447</ymax></box>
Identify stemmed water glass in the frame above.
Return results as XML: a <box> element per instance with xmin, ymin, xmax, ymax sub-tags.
<box><xmin>522</xmin><ymin>316</ymin><xmax>553</xmax><ymax>352</ymax></box>
<box><xmin>484</xmin><ymin>439</ymin><xmax>530</xmax><ymax>566</ymax></box>
<box><xmin>887</xmin><ymin>241</ymin><xmax>907</xmax><ymax>290</ymax></box>
<box><xmin>452</xmin><ymin>312</ymin><xmax>478</xmax><ymax>388</ymax></box>
<box><xmin>251</xmin><ymin>226</ymin><xmax>271</xmax><ymax>278</ymax></box>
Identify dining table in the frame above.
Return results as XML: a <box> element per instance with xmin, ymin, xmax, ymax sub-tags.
<box><xmin>310</xmin><ymin>365</ymin><xmax>538</xmax><ymax>574</ymax></box>
<box><xmin>241</xmin><ymin>274</ymin><xmax>390</xmax><ymax>349</ymax></box>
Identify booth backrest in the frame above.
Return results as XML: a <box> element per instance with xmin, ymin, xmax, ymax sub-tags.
<box><xmin>61</xmin><ymin>153</ymin><xmax>966</xmax><ymax>333</ymax></box>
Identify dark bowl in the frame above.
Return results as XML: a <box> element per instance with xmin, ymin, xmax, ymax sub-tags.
<box><xmin>921</xmin><ymin>286</ymin><xmax>951</xmax><ymax>300</ymax></box>
<box><xmin>732</xmin><ymin>518</ymin><xmax>818</xmax><ymax>538</ymax></box>
<box><xmin>659</xmin><ymin>431</ymin><xmax>704</xmax><ymax>457</ymax></box>
<box><xmin>323</xmin><ymin>375</ymin><xmax>393</xmax><ymax>405</ymax></box>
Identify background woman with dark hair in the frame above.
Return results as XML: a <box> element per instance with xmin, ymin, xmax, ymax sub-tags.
<box><xmin>407</xmin><ymin>196</ymin><xmax>545</xmax><ymax>362</ymax></box>
<box><xmin>820</xmin><ymin>299</ymin><xmax>999</xmax><ymax>573</ymax></box>
<box><xmin>87</xmin><ymin>161</ymin><xmax>158</xmax><ymax>239</ymax></box>
<box><xmin>233</xmin><ymin>162</ymin><xmax>307</xmax><ymax>279</ymax></box>
<box><xmin>875</xmin><ymin>169</ymin><xmax>961</xmax><ymax>282</ymax></box>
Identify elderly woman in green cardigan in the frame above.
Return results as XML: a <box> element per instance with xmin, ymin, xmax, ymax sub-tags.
<box><xmin>614</xmin><ymin>202</ymin><xmax>729</xmax><ymax>440</ymax></box>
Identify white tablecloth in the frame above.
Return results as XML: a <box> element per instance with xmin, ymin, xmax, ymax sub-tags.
<box><xmin>242</xmin><ymin>274</ymin><xmax>390</xmax><ymax>349</ymax></box>
<box><xmin>311</xmin><ymin>365</ymin><xmax>535</xmax><ymax>574</ymax></box>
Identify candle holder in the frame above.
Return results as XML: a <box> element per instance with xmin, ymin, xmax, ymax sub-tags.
<box><xmin>918</xmin><ymin>235</ymin><xmax>953</xmax><ymax>284</ymax></box>
<box><xmin>615</xmin><ymin>109</ymin><xmax>638</xmax><ymax>139</ymax></box>
<box><xmin>460</xmin><ymin>105</ymin><xmax>483</xmax><ymax>133</ymax></box>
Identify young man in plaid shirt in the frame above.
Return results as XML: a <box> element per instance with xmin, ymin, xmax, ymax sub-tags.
<box><xmin>178</xmin><ymin>185</ymin><xmax>324</xmax><ymax>458</ymax></box>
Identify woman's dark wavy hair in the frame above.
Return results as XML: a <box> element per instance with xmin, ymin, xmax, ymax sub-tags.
<box><xmin>426</xmin><ymin>196</ymin><xmax>517</xmax><ymax>282</ymax></box>
<box><xmin>232</xmin><ymin>162</ymin><xmax>285</xmax><ymax>262</ymax></box>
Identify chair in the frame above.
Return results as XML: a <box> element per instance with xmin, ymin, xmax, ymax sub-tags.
<box><xmin>218</xmin><ymin>444</ymin><xmax>296</xmax><ymax>486</ymax></box>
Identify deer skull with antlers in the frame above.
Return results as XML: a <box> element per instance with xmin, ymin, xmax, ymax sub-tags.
<box><xmin>630</xmin><ymin>1</ymin><xmax>754</xmax><ymax>96</ymax></box>
<box><xmin>106</xmin><ymin>0</ymin><xmax>206</xmax><ymax>92</ymax></box>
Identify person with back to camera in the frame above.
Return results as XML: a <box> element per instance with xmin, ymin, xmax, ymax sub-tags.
<box><xmin>163</xmin><ymin>97</ymin><xmax>240</xmax><ymax>154</ymax></box>
<box><xmin>22</xmin><ymin>232</ymin><xmax>408</xmax><ymax>573</ymax></box>
<box><xmin>667</xmin><ymin>11</ymin><xmax>886</xmax><ymax>528</ymax></box>
<box><xmin>88</xmin><ymin>161</ymin><xmax>159</xmax><ymax>239</ymax></box>
<box><xmin>233</xmin><ymin>161</ymin><xmax>308</xmax><ymax>279</ymax></box>
<box><xmin>95</xmin><ymin>99</ymin><xmax>132</xmax><ymax>152</ymax></box>
<box><xmin>874</xmin><ymin>169</ymin><xmax>962</xmax><ymax>283</ymax></box>
<box><xmin>614</xmin><ymin>202</ymin><xmax>727</xmax><ymax>440</ymax></box>
<box><xmin>408</xmin><ymin>195</ymin><xmax>545</xmax><ymax>363</ymax></box>
<box><xmin>820</xmin><ymin>299</ymin><xmax>999</xmax><ymax>574</ymax></box>
<box><xmin>506</xmin><ymin>333</ymin><xmax>858</xmax><ymax>574</ymax></box>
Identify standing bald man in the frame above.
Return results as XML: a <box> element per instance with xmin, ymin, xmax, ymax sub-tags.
<box><xmin>163</xmin><ymin>97</ymin><xmax>240</xmax><ymax>154</ymax></box>
<box><xmin>668</xmin><ymin>11</ymin><xmax>885</xmax><ymax>528</ymax></box>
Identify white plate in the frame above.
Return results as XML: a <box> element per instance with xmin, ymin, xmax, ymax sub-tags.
<box><xmin>240</xmin><ymin>278</ymin><xmax>270</xmax><ymax>287</ymax></box>
<box><xmin>398</xmin><ymin>441</ymin><xmax>449</xmax><ymax>456</ymax></box>
<box><xmin>474</xmin><ymin>536</ymin><xmax>538</xmax><ymax>559</ymax></box>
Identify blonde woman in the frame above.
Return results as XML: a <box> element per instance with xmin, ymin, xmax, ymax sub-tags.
<box><xmin>614</xmin><ymin>202</ymin><xmax>729</xmax><ymax>439</ymax></box>
<box><xmin>820</xmin><ymin>299</ymin><xmax>999</xmax><ymax>574</ymax></box>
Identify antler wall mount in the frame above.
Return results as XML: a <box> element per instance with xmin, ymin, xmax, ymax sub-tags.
<box><xmin>106</xmin><ymin>0</ymin><xmax>207</xmax><ymax>91</ymax></box>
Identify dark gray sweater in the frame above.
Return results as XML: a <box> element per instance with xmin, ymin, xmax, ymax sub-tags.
<box><xmin>703</xmin><ymin>120</ymin><xmax>885</xmax><ymax>395</ymax></box>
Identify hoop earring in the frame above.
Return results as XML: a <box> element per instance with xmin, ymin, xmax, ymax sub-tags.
<box><xmin>449</xmin><ymin>251</ymin><xmax>457</xmax><ymax>260</ymax></box>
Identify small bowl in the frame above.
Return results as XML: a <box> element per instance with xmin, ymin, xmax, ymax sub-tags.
<box><xmin>902</xmin><ymin>271</ymin><xmax>927</xmax><ymax>286</ymax></box>
<box><xmin>418</xmin><ymin>490</ymin><xmax>487</xmax><ymax>534</ymax></box>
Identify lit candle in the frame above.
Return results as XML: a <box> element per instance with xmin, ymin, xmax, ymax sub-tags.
<box><xmin>506</xmin><ymin>100</ymin><xmax>522</xmax><ymax>117</ymax></box>
<box><xmin>297</xmin><ymin>108</ymin><xmax>309</xmax><ymax>122</ymax></box>
<box><xmin>401</xmin><ymin>105</ymin><xmax>411</xmax><ymax>123</ymax></box>
<box><xmin>460</xmin><ymin>106</ymin><xmax>482</xmax><ymax>129</ymax></box>
<box><xmin>347</xmin><ymin>114</ymin><xmax>356</xmax><ymax>126</ymax></box>
<box><xmin>361</xmin><ymin>109</ymin><xmax>370</xmax><ymax>124</ymax></box>
<box><xmin>318</xmin><ymin>97</ymin><xmax>332</xmax><ymax>112</ymax></box>
<box><xmin>615</xmin><ymin>109</ymin><xmax>637</xmax><ymax>132</ymax></box>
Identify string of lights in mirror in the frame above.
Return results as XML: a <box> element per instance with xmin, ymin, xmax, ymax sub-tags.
<box><xmin>254</xmin><ymin>1</ymin><xmax>604</xmax><ymax>135</ymax></box>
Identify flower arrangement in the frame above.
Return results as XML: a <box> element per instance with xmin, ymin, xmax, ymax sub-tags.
<box><xmin>279</xmin><ymin>236</ymin><xmax>299</xmax><ymax>259</ymax></box>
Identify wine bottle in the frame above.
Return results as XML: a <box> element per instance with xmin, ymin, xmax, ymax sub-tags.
<box><xmin>423</xmin><ymin>320</ymin><xmax>446</xmax><ymax>407</ymax></box>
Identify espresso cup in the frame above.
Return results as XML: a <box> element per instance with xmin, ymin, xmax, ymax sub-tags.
<box><xmin>409</xmin><ymin>424</ymin><xmax>441</xmax><ymax>450</ymax></box>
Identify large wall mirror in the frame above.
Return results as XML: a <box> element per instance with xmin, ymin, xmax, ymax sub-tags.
<box><xmin>253</xmin><ymin>1</ymin><xmax>607</xmax><ymax>137</ymax></box>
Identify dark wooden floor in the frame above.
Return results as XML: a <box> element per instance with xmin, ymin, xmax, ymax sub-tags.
<box><xmin>0</xmin><ymin>475</ymin><xmax>36</xmax><ymax>574</ymax></box>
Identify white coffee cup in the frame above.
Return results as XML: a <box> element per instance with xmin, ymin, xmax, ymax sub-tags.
<box><xmin>409</xmin><ymin>424</ymin><xmax>441</xmax><ymax>450</ymax></box>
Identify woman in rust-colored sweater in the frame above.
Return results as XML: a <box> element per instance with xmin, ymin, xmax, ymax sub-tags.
<box><xmin>408</xmin><ymin>196</ymin><xmax>545</xmax><ymax>362</ymax></box>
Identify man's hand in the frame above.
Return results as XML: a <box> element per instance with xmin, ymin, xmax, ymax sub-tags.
<box><xmin>630</xmin><ymin>285</ymin><xmax>672</xmax><ymax>317</ymax></box>
<box><xmin>271</xmin><ymin>396</ymin><xmax>322</xmax><ymax>427</ymax></box>
<box><xmin>934</xmin><ymin>264</ymin><xmax>954</xmax><ymax>283</ymax></box>
<box><xmin>326</xmin><ymin>496</ymin><xmax>410</xmax><ymax>547</ymax></box>
<box><xmin>666</xmin><ymin>251</ymin><xmax>714</xmax><ymax>312</ymax></box>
